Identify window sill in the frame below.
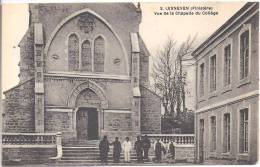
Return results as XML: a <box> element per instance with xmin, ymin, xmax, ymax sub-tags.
<box><xmin>237</xmin><ymin>77</ymin><xmax>251</xmax><ymax>88</ymax></box>
<box><xmin>198</xmin><ymin>98</ymin><xmax>206</xmax><ymax>103</ymax></box>
<box><xmin>237</xmin><ymin>153</ymin><xmax>249</xmax><ymax>161</ymax></box>
<box><xmin>221</xmin><ymin>85</ymin><xmax>232</xmax><ymax>94</ymax></box>
<box><xmin>238</xmin><ymin>153</ymin><xmax>249</xmax><ymax>156</ymax></box>
<box><xmin>208</xmin><ymin>91</ymin><xmax>218</xmax><ymax>99</ymax></box>
<box><xmin>221</xmin><ymin>152</ymin><xmax>231</xmax><ymax>156</ymax></box>
<box><xmin>209</xmin><ymin>152</ymin><xmax>217</xmax><ymax>158</ymax></box>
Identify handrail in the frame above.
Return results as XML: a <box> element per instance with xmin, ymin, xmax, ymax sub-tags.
<box><xmin>143</xmin><ymin>134</ymin><xmax>195</xmax><ymax>137</ymax></box>
<box><xmin>2</xmin><ymin>132</ymin><xmax>58</xmax><ymax>145</ymax></box>
<box><xmin>141</xmin><ymin>134</ymin><xmax>195</xmax><ymax>145</ymax></box>
<box><xmin>2</xmin><ymin>132</ymin><xmax>58</xmax><ymax>136</ymax></box>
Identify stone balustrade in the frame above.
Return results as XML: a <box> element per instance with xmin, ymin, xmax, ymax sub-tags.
<box><xmin>2</xmin><ymin>132</ymin><xmax>61</xmax><ymax>148</ymax></box>
<box><xmin>142</xmin><ymin>134</ymin><xmax>195</xmax><ymax>163</ymax></box>
<box><xmin>142</xmin><ymin>134</ymin><xmax>195</xmax><ymax>145</ymax></box>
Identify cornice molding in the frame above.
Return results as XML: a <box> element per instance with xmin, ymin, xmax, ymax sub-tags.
<box><xmin>195</xmin><ymin>90</ymin><xmax>259</xmax><ymax>113</ymax></box>
<box><xmin>44</xmin><ymin>71</ymin><xmax>131</xmax><ymax>81</ymax></box>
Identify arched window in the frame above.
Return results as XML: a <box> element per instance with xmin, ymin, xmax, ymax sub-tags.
<box><xmin>94</xmin><ymin>36</ymin><xmax>105</xmax><ymax>72</ymax></box>
<box><xmin>81</xmin><ymin>40</ymin><xmax>92</xmax><ymax>71</ymax></box>
<box><xmin>68</xmin><ymin>34</ymin><xmax>79</xmax><ymax>71</ymax></box>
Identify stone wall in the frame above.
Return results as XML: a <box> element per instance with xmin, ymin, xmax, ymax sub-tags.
<box><xmin>3</xmin><ymin>79</ymin><xmax>35</xmax><ymax>132</ymax></box>
<box><xmin>2</xmin><ymin>148</ymin><xmax>56</xmax><ymax>165</ymax></box>
<box><xmin>175</xmin><ymin>145</ymin><xmax>195</xmax><ymax>162</ymax></box>
<box><xmin>195</xmin><ymin>96</ymin><xmax>258</xmax><ymax>164</ymax></box>
<box><xmin>30</xmin><ymin>3</ymin><xmax>141</xmax><ymax>69</ymax></box>
<box><xmin>103</xmin><ymin>112</ymin><xmax>132</xmax><ymax>131</ymax></box>
<box><xmin>44</xmin><ymin>111</ymin><xmax>74</xmax><ymax>132</ymax></box>
<box><xmin>140</xmin><ymin>86</ymin><xmax>161</xmax><ymax>134</ymax></box>
<box><xmin>196</xmin><ymin>12</ymin><xmax>259</xmax><ymax>110</ymax></box>
<box><xmin>45</xmin><ymin>12</ymin><xmax>128</xmax><ymax>75</ymax></box>
<box><xmin>101</xmin><ymin>131</ymin><xmax>135</xmax><ymax>142</ymax></box>
<box><xmin>44</xmin><ymin>77</ymin><xmax>132</xmax><ymax>109</ymax></box>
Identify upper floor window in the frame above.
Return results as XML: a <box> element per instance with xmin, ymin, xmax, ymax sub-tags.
<box><xmin>239</xmin><ymin>108</ymin><xmax>249</xmax><ymax>153</ymax></box>
<box><xmin>94</xmin><ymin>36</ymin><xmax>105</xmax><ymax>72</ymax></box>
<box><xmin>67</xmin><ymin>34</ymin><xmax>106</xmax><ymax>72</ymax></box>
<box><xmin>68</xmin><ymin>34</ymin><xmax>79</xmax><ymax>71</ymax></box>
<box><xmin>210</xmin><ymin>55</ymin><xmax>217</xmax><ymax>92</ymax></box>
<box><xmin>240</xmin><ymin>30</ymin><xmax>250</xmax><ymax>80</ymax></box>
<box><xmin>210</xmin><ymin>116</ymin><xmax>217</xmax><ymax>152</ymax></box>
<box><xmin>224</xmin><ymin>44</ymin><xmax>231</xmax><ymax>86</ymax></box>
<box><xmin>81</xmin><ymin>40</ymin><xmax>92</xmax><ymax>71</ymax></box>
<box><xmin>199</xmin><ymin>63</ymin><xmax>205</xmax><ymax>97</ymax></box>
<box><xmin>223</xmin><ymin>113</ymin><xmax>231</xmax><ymax>153</ymax></box>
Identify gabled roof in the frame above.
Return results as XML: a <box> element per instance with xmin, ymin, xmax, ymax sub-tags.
<box><xmin>3</xmin><ymin>78</ymin><xmax>34</xmax><ymax>95</ymax></box>
<box><xmin>140</xmin><ymin>85</ymin><xmax>162</xmax><ymax>99</ymax></box>
<box><xmin>18</xmin><ymin>29</ymin><xmax>29</xmax><ymax>47</ymax></box>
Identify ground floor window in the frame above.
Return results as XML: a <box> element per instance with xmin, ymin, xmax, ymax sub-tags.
<box><xmin>223</xmin><ymin>113</ymin><xmax>231</xmax><ymax>153</ymax></box>
<box><xmin>239</xmin><ymin>108</ymin><xmax>249</xmax><ymax>153</ymax></box>
<box><xmin>210</xmin><ymin>116</ymin><xmax>217</xmax><ymax>152</ymax></box>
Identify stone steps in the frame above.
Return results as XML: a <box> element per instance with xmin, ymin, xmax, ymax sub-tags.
<box><xmin>55</xmin><ymin>140</ymin><xmax>159</xmax><ymax>165</ymax></box>
<box><xmin>50</xmin><ymin>162</ymin><xmax>163</xmax><ymax>166</ymax></box>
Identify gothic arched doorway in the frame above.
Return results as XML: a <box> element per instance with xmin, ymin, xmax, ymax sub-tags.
<box><xmin>67</xmin><ymin>81</ymin><xmax>108</xmax><ymax>140</ymax></box>
<box><xmin>75</xmin><ymin>88</ymin><xmax>100</xmax><ymax>140</ymax></box>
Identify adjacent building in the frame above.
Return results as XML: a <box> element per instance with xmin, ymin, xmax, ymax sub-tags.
<box><xmin>193</xmin><ymin>2</ymin><xmax>259</xmax><ymax>164</ymax></box>
<box><xmin>3</xmin><ymin>3</ymin><xmax>161</xmax><ymax>142</ymax></box>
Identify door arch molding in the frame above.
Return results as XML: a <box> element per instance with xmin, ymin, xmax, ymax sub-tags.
<box><xmin>67</xmin><ymin>81</ymin><xmax>108</xmax><ymax>108</ymax></box>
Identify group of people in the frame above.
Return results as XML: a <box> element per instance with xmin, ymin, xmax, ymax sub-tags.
<box><xmin>99</xmin><ymin>135</ymin><xmax>176</xmax><ymax>164</ymax></box>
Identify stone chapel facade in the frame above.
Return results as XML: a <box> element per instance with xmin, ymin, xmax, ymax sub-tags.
<box><xmin>3</xmin><ymin>3</ymin><xmax>161</xmax><ymax>141</ymax></box>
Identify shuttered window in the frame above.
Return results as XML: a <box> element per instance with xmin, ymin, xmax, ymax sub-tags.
<box><xmin>240</xmin><ymin>30</ymin><xmax>249</xmax><ymax>80</ymax></box>
<box><xmin>210</xmin><ymin>116</ymin><xmax>217</xmax><ymax>152</ymax></box>
<box><xmin>210</xmin><ymin>55</ymin><xmax>216</xmax><ymax>92</ymax></box>
<box><xmin>199</xmin><ymin>63</ymin><xmax>205</xmax><ymax>97</ymax></box>
<box><xmin>239</xmin><ymin>108</ymin><xmax>249</xmax><ymax>153</ymax></box>
<box><xmin>224</xmin><ymin>45</ymin><xmax>231</xmax><ymax>86</ymax></box>
<box><xmin>223</xmin><ymin>113</ymin><xmax>231</xmax><ymax>153</ymax></box>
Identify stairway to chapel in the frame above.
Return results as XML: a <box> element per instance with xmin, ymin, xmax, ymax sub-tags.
<box><xmin>55</xmin><ymin>140</ymin><xmax>140</xmax><ymax>166</ymax></box>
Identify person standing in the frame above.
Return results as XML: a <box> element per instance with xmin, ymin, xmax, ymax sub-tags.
<box><xmin>143</xmin><ymin>135</ymin><xmax>151</xmax><ymax>161</ymax></box>
<box><xmin>134</xmin><ymin>136</ymin><xmax>144</xmax><ymax>163</ymax></box>
<box><xmin>168</xmin><ymin>140</ymin><xmax>176</xmax><ymax>161</ymax></box>
<box><xmin>122</xmin><ymin>137</ymin><xmax>132</xmax><ymax>163</ymax></box>
<box><xmin>99</xmin><ymin>136</ymin><xmax>110</xmax><ymax>164</ymax></box>
<box><xmin>111</xmin><ymin>137</ymin><xmax>122</xmax><ymax>163</ymax></box>
<box><xmin>154</xmin><ymin>139</ymin><xmax>166</xmax><ymax>163</ymax></box>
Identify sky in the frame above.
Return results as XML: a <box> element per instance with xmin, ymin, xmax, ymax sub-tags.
<box><xmin>2</xmin><ymin>2</ymin><xmax>246</xmax><ymax>94</ymax></box>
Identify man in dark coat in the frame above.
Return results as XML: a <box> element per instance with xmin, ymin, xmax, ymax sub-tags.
<box><xmin>111</xmin><ymin>137</ymin><xmax>122</xmax><ymax>163</ymax></box>
<box><xmin>99</xmin><ymin>136</ymin><xmax>110</xmax><ymax>163</ymax></box>
<box><xmin>154</xmin><ymin>139</ymin><xmax>166</xmax><ymax>163</ymax></box>
<box><xmin>168</xmin><ymin>140</ymin><xmax>175</xmax><ymax>160</ymax></box>
<box><xmin>134</xmin><ymin>136</ymin><xmax>144</xmax><ymax>163</ymax></box>
<box><xmin>143</xmin><ymin>135</ymin><xmax>151</xmax><ymax>161</ymax></box>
